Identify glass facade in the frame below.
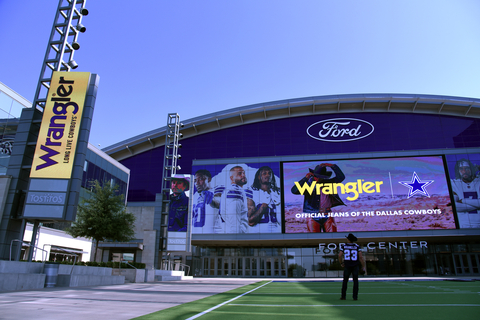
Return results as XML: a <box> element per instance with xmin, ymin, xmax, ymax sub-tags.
<box><xmin>191</xmin><ymin>243</ymin><xmax>480</xmax><ymax>278</ymax></box>
<box><xmin>81</xmin><ymin>158</ymin><xmax>128</xmax><ymax>198</ymax></box>
<box><xmin>44</xmin><ymin>147</ymin><xmax>130</xmax><ymax>231</ymax></box>
<box><xmin>0</xmin><ymin>82</ymin><xmax>30</xmax><ymax>174</ymax></box>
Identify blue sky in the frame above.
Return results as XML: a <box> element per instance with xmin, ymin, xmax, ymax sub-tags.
<box><xmin>1</xmin><ymin>1</ymin><xmax>479</xmax><ymax>148</ymax></box>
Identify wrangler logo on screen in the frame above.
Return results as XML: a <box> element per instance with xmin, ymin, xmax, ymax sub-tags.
<box><xmin>293</xmin><ymin>180</ymin><xmax>383</xmax><ymax>201</ymax></box>
<box><xmin>30</xmin><ymin>71</ymin><xmax>90</xmax><ymax>179</ymax></box>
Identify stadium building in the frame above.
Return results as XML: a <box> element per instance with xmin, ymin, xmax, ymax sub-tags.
<box><xmin>105</xmin><ymin>93</ymin><xmax>480</xmax><ymax>278</ymax></box>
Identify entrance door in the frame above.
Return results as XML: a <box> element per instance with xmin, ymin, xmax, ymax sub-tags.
<box><xmin>202</xmin><ymin>256</ymin><xmax>288</xmax><ymax>277</ymax></box>
<box><xmin>201</xmin><ymin>257</ymin><xmax>216</xmax><ymax>276</ymax></box>
<box><xmin>221</xmin><ymin>257</ymin><xmax>237</xmax><ymax>276</ymax></box>
<box><xmin>240</xmin><ymin>256</ymin><xmax>287</xmax><ymax>277</ymax></box>
<box><xmin>453</xmin><ymin>253</ymin><xmax>480</xmax><ymax>275</ymax></box>
<box><xmin>436</xmin><ymin>253</ymin><xmax>454</xmax><ymax>275</ymax></box>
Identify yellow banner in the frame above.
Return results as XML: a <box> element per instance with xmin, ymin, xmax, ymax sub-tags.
<box><xmin>30</xmin><ymin>71</ymin><xmax>90</xmax><ymax>179</ymax></box>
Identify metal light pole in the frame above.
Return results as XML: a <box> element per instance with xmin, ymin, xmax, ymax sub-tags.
<box><xmin>33</xmin><ymin>0</ymin><xmax>89</xmax><ymax>111</ymax></box>
<box><xmin>0</xmin><ymin>0</ymin><xmax>91</xmax><ymax>261</ymax></box>
<box><xmin>157</xmin><ymin>113</ymin><xmax>183</xmax><ymax>269</ymax></box>
<box><xmin>27</xmin><ymin>0</ymin><xmax>90</xmax><ymax>262</ymax></box>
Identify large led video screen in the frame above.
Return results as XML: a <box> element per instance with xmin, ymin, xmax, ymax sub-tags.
<box><xmin>445</xmin><ymin>153</ymin><xmax>480</xmax><ymax>229</ymax></box>
<box><xmin>167</xmin><ymin>174</ymin><xmax>191</xmax><ymax>232</ymax></box>
<box><xmin>283</xmin><ymin>156</ymin><xmax>456</xmax><ymax>233</ymax></box>
<box><xmin>191</xmin><ymin>162</ymin><xmax>281</xmax><ymax>234</ymax></box>
<box><xmin>167</xmin><ymin>173</ymin><xmax>192</xmax><ymax>251</ymax></box>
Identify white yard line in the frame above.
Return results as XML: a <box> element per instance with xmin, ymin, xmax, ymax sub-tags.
<box><xmin>250</xmin><ymin>292</ymin><xmax>474</xmax><ymax>294</ymax></box>
<box><xmin>228</xmin><ymin>303</ymin><xmax>480</xmax><ymax>307</ymax></box>
<box><xmin>262</xmin><ymin>288</ymin><xmax>408</xmax><ymax>290</ymax></box>
<box><xmin>186</xmin><ymin>281</ymin><xmax>273</xmax><ymax>320</ymax></box>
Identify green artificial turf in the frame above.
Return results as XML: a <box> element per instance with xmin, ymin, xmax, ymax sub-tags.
<box><xmin>133</xmin><ymin>280</ymin><xmax>480</xmax><ymax>320</ymax></box>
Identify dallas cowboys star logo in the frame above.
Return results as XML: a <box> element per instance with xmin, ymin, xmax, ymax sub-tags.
<box><xmin>398</xmin><ymin>172</ymin><xmax>434</xmax><ymax>198</ymax></box>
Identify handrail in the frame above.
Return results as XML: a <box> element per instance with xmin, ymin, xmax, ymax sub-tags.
<box><xmin>162</xmin><ymin>260</ymin><xmax>190</xmax><ymax>276</ymax></box>
<box><xmin>115</xmin><ymin>260</ymin><xmax>137</xmax><ymax>273</ymax></box>
<box><xmin>123</xmin><ymin>261</ymin><xmax>137</xmax><ymax>269</ymax></box>
<box><xmin>9</xmin><ymin>239</ymin><xmax>48</xmax><ymax>261</ymax></box>
<box><xmin>178</xmin><ymin>263</ymin><xmax>190</xmax><ymax>276</ymax></box>
<box><xmin>43</xmin><ymin>244</ymin><xmax>78</xmax><ymax>275</ymax></box>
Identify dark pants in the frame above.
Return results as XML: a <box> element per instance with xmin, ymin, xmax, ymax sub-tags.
<box><xmin>311</xmin><ymin>218</ymin><xmax>327</xmax><ymax>232</ymax></box>
<box><xmin>341</xmin><ymin>265</ymin><xmax>359</xmax><ymax>299</ymax></box>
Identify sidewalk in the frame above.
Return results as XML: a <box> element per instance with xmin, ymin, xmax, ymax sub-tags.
<box><xmin>0</xmin><ymin>277</ymin><xmax>477</xmax><ymax>320</ymax></box>
<box><xmin>0</xmin><ymin>278</ymin><xmax>259</xmax><ymax>320</ymax></box>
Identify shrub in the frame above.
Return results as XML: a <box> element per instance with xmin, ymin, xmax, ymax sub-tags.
<box><xmin>133</xmin><ymin>262</ymin><xmax>146</xmax><ymax>269</ymax></box>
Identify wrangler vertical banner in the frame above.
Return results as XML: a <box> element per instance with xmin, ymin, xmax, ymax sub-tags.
<box><xmin>30</xmin><ymin>71</ymin><xmax>90</xmax><ymax>179</ymax></box>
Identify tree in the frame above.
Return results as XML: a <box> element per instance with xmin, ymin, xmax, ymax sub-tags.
<box><xmin>66</xmin><ymin>180</ymin><xmax>136</xmax><ymax>261</ymax></box>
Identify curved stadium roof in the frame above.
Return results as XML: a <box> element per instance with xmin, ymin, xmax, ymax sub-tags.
<box><xmin>103</xmin><ymin>93</ymin><xmax>480</xmax><ymax>161</ymax></box>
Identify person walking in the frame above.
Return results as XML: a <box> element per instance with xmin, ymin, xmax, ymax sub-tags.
<box><xmin>339</xmin><ymin>233</ymin><xmax>366</xmax><ymax>300</ymax></box>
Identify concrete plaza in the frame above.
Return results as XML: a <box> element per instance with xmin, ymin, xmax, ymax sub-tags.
<box><xmin>0</xmin><ymin>278</ymin><xmax>259</xmax><ymax>320</ymax></box>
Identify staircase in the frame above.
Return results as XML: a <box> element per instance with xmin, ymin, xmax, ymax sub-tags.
<box><xmin>155</xmin><ymin>269</ymin><xmax>193</xmax><ymax>281</ymax></box>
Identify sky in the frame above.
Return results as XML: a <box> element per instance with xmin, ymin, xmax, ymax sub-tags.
<box><xmin>1</xmin><ymin>1</ymin><xmax>479</xmax><ymax>149</ymax></box>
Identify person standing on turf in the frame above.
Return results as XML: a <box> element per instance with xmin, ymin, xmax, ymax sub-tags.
<box><xmin>339</xmin><ymin>233</ymin><xmax>366</xmax><ymax>300</ymax></box>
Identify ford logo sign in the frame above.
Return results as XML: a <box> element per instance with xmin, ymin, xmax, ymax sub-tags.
<box><xmin>307</xmin><ymin>118</ymin><xmax>374</xmax><ymax>142</ymax></box>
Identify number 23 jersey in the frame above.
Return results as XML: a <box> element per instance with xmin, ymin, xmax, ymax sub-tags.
<box><xmin>341</xmin><ymin>243</ymin><xmax>361</xmax><ymax>267</ymax></box>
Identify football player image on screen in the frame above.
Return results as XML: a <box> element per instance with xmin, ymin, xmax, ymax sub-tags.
<box><xmin>167</xmin><ymin>176</ymin><xmax>190</xmax><ymax>232</ymax></box>
<box><xmin>291</xmin><ymin>163</ymin><xmax>346</xmax><ymax>232</ymax></box>
<box><xmin>248</xmin><ymin>166</ymin><xmax>281</xmax><ymax>233</ymax></box>
<box><xmin>215</xmin><ymin>166</ymin><xmax>254</xmax><ymax>234</ymax></box>
<box><xmin>451</xmin><ymin>158</ymin><xmax>480</xmax><ymax>228</ymax></box>
<box><xmin>192</xmin><ymin>169</ymin><xmax>224</xmax><ymax>233</ymax></box>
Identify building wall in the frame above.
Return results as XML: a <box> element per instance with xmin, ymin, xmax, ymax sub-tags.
<box><xmin>121</xmin><ymin>112</ymin><xmax>480</xmax><ymax>203</ymax></box>
<box><xmin>22</xmin><ymin>223</ymin><xmax>91</xmax><ymax>262</ymax></box>
<box><xmin>127</xmin><ymin>206</ymin><xmax>155</xmax><ymax>269</ymax></box>
<box><xmin>129</xmin><ymin>206</ymin><xmax>155</xmax><ymax>237</ymax></box>
<box><xmin>0</xmin><ymin>83</ymin><xmax>131</xmax><ymax>262</ymax></box>
<box><xmin>82</xmin><ymin>144</ymin><xmax>130</xmax><ymax>197</ymax></box>
<box><xmin>0</xmin><ymin>82</ymin><xmax>29</xmax><ymax>173</ymax></box>
<box><xmin>0</xmin><ymin>176</ymin><xmax>11</xmax><ymax>225</ymax></box>
<box><xmin>115</xmin><ymin>107</ymin><xmax>480</xmax><ymax>275</ymax></box>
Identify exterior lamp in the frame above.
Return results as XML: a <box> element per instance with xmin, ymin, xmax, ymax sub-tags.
<box><xmin>76</xmin><ymin>24</ymin><xmax>86</xmax><ymax>33</ymax></box>
<box><xmin>67</xmin><ymin>60</ymin><xmax>78</xmax><ymax>69</ymax></box>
